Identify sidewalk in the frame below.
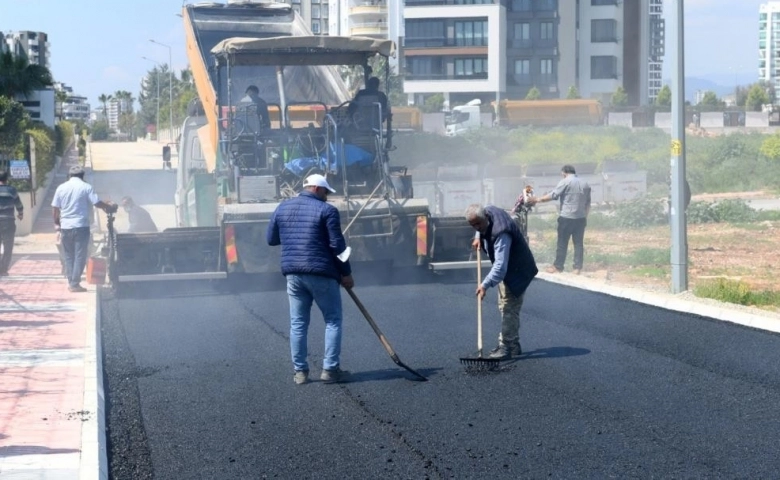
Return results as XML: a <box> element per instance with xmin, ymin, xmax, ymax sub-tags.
<box><xmin>0</xmin><ymin>149</ymin><xmax>106</xmax><ymax>479</ymax></box>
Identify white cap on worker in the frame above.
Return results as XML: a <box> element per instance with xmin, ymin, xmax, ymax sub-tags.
<box><xmin>303</xmin><ymin>174</ymin><xmax>336</xmax><ymax>193</ymax></box>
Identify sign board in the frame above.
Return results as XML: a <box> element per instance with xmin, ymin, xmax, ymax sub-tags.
<box><xmin>9</xmin><ymin>160</ymin><xmax>30</xmax><ymax>179</ymax></box>
<box><xmin>671</xmin><ymin>140</ymin><xmax>682</xmax><ymax>156</ymax></box>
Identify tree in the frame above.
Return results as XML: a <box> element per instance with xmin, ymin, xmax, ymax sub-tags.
<box><xmin>91</xmin><ymin>120</ymin><xmax>110</xmax><ymax>141</ymax></box>
<box><xmin>98</xmin><ymin>93</ymin><xmax>111</xmax><ymax>119</ymax></box>
<box><xmin>698</xmin><ymin>91</ymin><xmax>722</xmax><ymax>110</ymax></box>
<box><xmin>422</xmin><ymin>93</ymin><xmax>444</xmax><ymax>113</ymax></box>
<box><xmin>55</xmin><ymin>89</ymin><xmax>69</xmax><ymax>120</ymax></box>
<box><xmin>746</xmin><ymin>84</ymin><xmax>769</xmax><ymax>112</ymax></box>
<box><xmin>566</xmin><ymin>85</ymin><xmax>580</xmax><ymax>99</ymax></box>
<box><xmin>759</xmin><ymin>135</ymin><xmax>780</xmax><ymax>161</ymax></box>
<box><xmin>655</xmin><ymin>85</ymin><xmax>672</xmax><ymax>108</ymax></box>
<box><xmin>0</xmin><ymin>51</ymin><xmax>53</xmax><ymax>98</ymax></box>
<box><xmin>525</xmin><ymin>86</ymin><xmax>541</xmax><ymax>100</ymax></box>
<box><xmin>0</xmin><ymin>96</ymin><xmax>28</xmax><ymax>155</ymax></box>
<box><xmin>610</xmin><ymin>86</ymin><xmax>628</xmax><ymax>107</ymax></box>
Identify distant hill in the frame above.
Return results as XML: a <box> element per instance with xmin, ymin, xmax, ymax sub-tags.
<box><xmin>664</xmin><ymin>77</ymin><xmax>736</xmax><ymax>102</ymax></box>
<box><xmin>663</xmin><ymin>73</ymin><xmax>763</xmax><ymax>102</ymax></box>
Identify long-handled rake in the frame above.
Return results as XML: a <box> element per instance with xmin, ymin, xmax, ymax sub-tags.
<box><xmin>460</xmin><ymin>246</ymin><xmax>500</xmax><ymax>371</ymax></box>
<box><xmin>346</xmin><ymin>288</ymin><xmax>428</xmax><ymax>382</ymax></box>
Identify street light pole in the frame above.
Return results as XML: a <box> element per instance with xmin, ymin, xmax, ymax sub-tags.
<box><xmin>670</xmin><ymin>0</ymin><xmax>688</xmax><ymax>293</ymax></box>
<box><xmin>141</xmin><ymin>57</ymin><xmax>161</xmax><ymax>141</ymax></box>
<box><xmin>150</xmin><ymin>39</ymin><xmax>174</xmax><ymax>143</ymax></box>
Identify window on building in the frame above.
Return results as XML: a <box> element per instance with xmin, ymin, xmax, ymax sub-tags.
<box><xmin>455</xmin><ymin>57</ymin><xmax>488</xmax><ymax>79</ymax></box>
<box><xmin>312</xmin><ymin>5</ymin><xmax>320</xmax><ymax>18</ymax></box>
<box><xmin>540</xmin><ymin>22</ymin><xmax>554</xmax><ymax>40</ymax></box>
<box><xmin>312</xmin><ymin>20</ymin><xmax>321</xmax><ymax>34</ymax></box>
<box><xmin>406</xmin><ymin>19</ymin><xmax>445</xmax><ymax>47</ymax></box>
<box><xmin>539</xmin><ymin>58</ymin><xmax>555</xmax><ymax>85</ymax></box>
<box><xmin>592</xmin><ymin>0</ymin><xmax>618</xmax><ymax>5</ymax></box>
<box><xmin>540</xmin><ymin>59</ymin><xmax>553</xmax><ymax>75</ymax></box>
<box><xmin>511</xmin><ymin>0</ymin><xmax>532</xmax><ymax>12</ymax></box>
<box><xmin>405</xmin><ymin>57</ymin><xmax>442</xmax><ymax>80</ymax></box>
<box><xmin>514</xmin><ymin>59</ymin><xmax>530</xmax><ymax>75</ymax></box>
<box><xmin>591</xmin><ymin>19</ymin><xmax>617</xmax><ymax>42</ymax></box>
<box><xmin>591</xmin><ymin>56</ymin><xmax>617</xmax><ymax>79</ymax></box>
<box><xmin>514</xmin><ymin>23</ymin><xmax>530</xmax><ymax>41</ymax></box>
<box><xmin>455</xmin><ymin>20</ymin><xmax>489</xmax><ymax>47</ymax></box>
<box><xmin>537</xmin><ymin>0</ymin><xmax>556</xmax><ymax>10</ymax></box>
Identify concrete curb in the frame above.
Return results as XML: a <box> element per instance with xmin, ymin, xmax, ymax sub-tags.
<box><xmin>79</xmin><ymin>288</ymin><xmax>108</xmax><ymax>480</ymax></box>
<box><xmin>537</xmin><ymin>270</ymin><xmax>780</xmax><ymax>334</ymax></box>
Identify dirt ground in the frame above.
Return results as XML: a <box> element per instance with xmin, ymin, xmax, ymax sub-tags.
<box><xmin>535</xmin><ymin>221</ymin><xmax>780</xmax><ymax>312</ymax></box>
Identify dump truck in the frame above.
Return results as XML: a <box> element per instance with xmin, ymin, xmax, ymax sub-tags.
<box><xmin>445</xmin><ymin>98</ymin><xmax>604</xmax><ymax>135</ymax></box>
<box><xmin>111</xmin><ymin>1</ymin><xmax>472</xmax><ymax>284</ymax></box>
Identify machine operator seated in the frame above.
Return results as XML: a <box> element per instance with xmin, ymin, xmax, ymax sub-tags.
<box><xmin>348</xmin><ymin>77</ymin><xmax>390</xmax><ymax>130</ymax></box>
<box><xmin>236</xmin><ymin>85</ymin><xmax>271</xmax><ymax>133</ymax></box>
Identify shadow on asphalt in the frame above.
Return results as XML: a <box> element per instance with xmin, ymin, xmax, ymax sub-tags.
<box><xmin>332</xmin><ymin>367</ymin><xmax>443</xmax><ymax>384</ymax></box>
<box><xmin>518</xmin><ymin>346</ymin><xmax>591</xmax><ymax>360</ymax></box>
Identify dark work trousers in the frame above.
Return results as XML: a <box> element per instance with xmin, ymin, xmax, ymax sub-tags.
<box><xmin>554</xmin><ymin>216</ymin><xmax>587</xmax><ymax>271</ymax></box>
<box><xmin>61</xmin><ymin>227</ymin><xmax>91</xmax><ymax>287</ymax></box>
<box><xmin>0</xmin><ymin>219</ymin><xmax>16</xmax><ymax>274</ymax></box>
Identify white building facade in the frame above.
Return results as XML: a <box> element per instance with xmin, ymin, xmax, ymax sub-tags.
<box><xmin>759</xmin><ymin>2</ymin><xmax>780</xmax><ymax>92</ymax></box>
<box><xmin>3</xmin><ymin>31</ymin><xmax>50</xmax><ymax>69</ymax></box>
<box><xmin>400</xmin><ymin>0</ymin><xmax>664</xmax><ymax>108</ymax></box>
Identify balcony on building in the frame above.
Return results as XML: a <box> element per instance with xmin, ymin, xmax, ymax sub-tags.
<box><xmin>350</xmin><ymin>0</ymin><xmax>387</xmax><ymax>15</ymax></box>
<box><xmin>405</xmin><ymin>0</ymin><xmax>498</xmax><ymax>6</ymax></box>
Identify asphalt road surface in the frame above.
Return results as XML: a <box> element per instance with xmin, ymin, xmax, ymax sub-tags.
<box><xmin>100</xmin><ymin>271</ymin><xmax>780</xmax><ymax>479</ymax></box>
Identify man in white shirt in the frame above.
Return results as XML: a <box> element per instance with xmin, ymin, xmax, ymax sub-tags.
<box><xmin>52</xmin><ymin>165</ymin><xmax>115</xmax><ymax>292</ymax></box>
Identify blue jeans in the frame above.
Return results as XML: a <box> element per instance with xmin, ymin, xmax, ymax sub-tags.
<box><xmin>286</xmin><ymin>274</ymin><xmax>343</xmax><ymax>372</ymax></box>
<box><xmin>61</xmin><ymin>227</ymin><xmax>90</xmax><ymax>287</ymax></box>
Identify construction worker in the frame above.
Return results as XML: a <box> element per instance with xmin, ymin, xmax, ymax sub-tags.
<box><xmin>238</xmin><ymin>85</ymin><xmax>271</xmax><ymax>131</ymax></box>
<box><xmin>121</xmin><ymin>197</ymin><xmax>158</xmax><ymax>233</ymax></box>
<box><xmin>0</xmin><ymin>170</ymin><xmax>24</xmax><ymax>276</ymax></box>
<box><xmin>466</xmin><ymin>204</ymin><xmax>538</xmax><ymax>360</ymax></box>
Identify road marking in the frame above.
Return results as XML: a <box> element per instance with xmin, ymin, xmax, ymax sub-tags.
<box><xmin>0</xmin><ymin>303</ymin><xmax>84</xmax><ymax>313</ymax></box>
<box><xmin>0</xmin><ymin>349</ymin><xmax>83</xmax><ymax>367</ymax></box>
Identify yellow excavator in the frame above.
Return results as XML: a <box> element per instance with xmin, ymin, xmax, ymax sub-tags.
<box><xmin>110</xmin><ymin>1</ymin><xmax>473</xmax><ymax>285</ymax></box>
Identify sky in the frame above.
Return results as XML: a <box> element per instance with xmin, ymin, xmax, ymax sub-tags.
<box><xmin>0</xmin><ymin>0</ymin><xmax>769</xmax><ymax>107</ymax></box>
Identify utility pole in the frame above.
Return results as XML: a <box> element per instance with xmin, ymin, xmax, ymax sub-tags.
<box><xmin>142</xmin><ymin>57</ymin><xmax>161</xmax><ymax>141</ymax></box>
<box><xmin>670</xmin><ymin>0</ymin><xmax>688</xmax><ymax>293</ymax></box>
<box><xmin>150</xmin><ymin>39</ymin><xmax>174</xmax><ymax>143</ymax></box>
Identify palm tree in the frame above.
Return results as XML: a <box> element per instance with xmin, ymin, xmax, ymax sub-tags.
<box><xmin>55</xmin><ymin>89</ymin><xmax>69</xmax><ymax>120</ymax></box>
<box><xmin>0</xmin><ymin>51</ymin><xmax>54</xmax><ymax>98</ymax></box>
<box><xmin>98</xmin><ymin>93</ymin><xmax>111</xmax><ymax>119</ymax></box>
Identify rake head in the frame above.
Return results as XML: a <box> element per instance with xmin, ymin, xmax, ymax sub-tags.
<box><xmin>460</xmin><ymin>356</ymin><xmax>501</xmax><ymax>372</ymax></box>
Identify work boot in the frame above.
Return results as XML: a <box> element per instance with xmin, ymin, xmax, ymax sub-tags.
<box><xmin>488</xmin><ymin>345</ymin><xmax>511</xmax><ymax>360</ymax></box>
<box><xmin>508</xmin><ymin>341</ymin><xmax>523</xmax><ymax>357</ymax></box>
<box><xmin>68</xmin><ymin>284</ymin><xmax>87</xmax><ymax>293</ymax></box>
<box><xmin>293</xmin><ymin>370</ymin><xmax>309</xmax><ymax>385</ymax></box>
<box><xmin>320</xmin><ymin>368</ymin><xmax>349</xmax><ymax>384</ymax></box>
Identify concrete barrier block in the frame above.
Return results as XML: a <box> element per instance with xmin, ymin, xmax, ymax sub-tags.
<box><xmin>608</xmin><ymin>112</ymin><xmax>633</xmax><ymax>128</ymax></box>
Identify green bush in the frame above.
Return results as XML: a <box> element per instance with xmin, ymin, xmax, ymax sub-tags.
<box><xmin>614</xmin><ymin>196</ymin><xmax>666</xmax><ymax>228</ymax></box>
<box><xmin>694</xmin><ymin>278</ymin><xmax>780</xmax><ymax>308</ymax></box>
<box><xmin>713</xmin><ymin>198</ymin><xmax>757</xmax><ymax>223</ymax></box>
<box><xmin>586</xmin><ymin>212</ymin><xmax>619</xmax><ymax>230</ymax></box>
<box><xmin>91</xmin><ymin>120</ymin><xmax>110</xmax><ymax>141</ymax></box>
<box><xmin>756</xmin><ymin>210</ymin><xmax>780</xmax><ymax>221</ymax></box>
<box><xmin>55</xmin><ymin>121</ymin><xmax>74</xmax><ymax>155</ymax></box>
<box><xmin>687</xmin><ymin>201</ymin><xmax>719</xmax><ymax>224</ymax></box>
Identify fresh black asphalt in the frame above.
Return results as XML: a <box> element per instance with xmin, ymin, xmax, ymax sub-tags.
<box><xmin>100</xmin><ymin>270</ymin><xmax>780</xmax><ymax>479</ymax></box>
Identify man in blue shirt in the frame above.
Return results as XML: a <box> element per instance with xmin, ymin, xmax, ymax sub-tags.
<box><xmin>52</xmin><ymin>165</ymin><xmax>115</xmax><ymax>292</ymax></box>
<box><xmin>267</xmin><ymin>174</ymin><xmax>354</xmax><ymax>385</ymax></box>
<box><xmin>0</xmin><ymin>170</ymin><xmax>24</xmax><ymax>276</ymax></box>
<box><xmin>466</xmin><ymin>204</ymin><xmax>538</xmax><ymax>360</ymax></box>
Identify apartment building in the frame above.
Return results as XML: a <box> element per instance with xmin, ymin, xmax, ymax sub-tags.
<box><xmin>2</xmin><ymin>31</ymin><xmax>50</xmax><ymax>69</ymax></box>
<box><xmin>62</xmin><ymin>95</ymin><xmax>91</xmax><ymax>123</ymax></box>
<box><xmin>278</xmin><ymin>0</ymin><xmax>330</xmax><ymax>34</ymax></box>
<box><xmin>759</xmin><ymin>2</ymin><xmax>780</xmax><ymax>92</ymax></box>
<box><xmin>401</xmin><ymin>0</ymin><xmax>665</xmax><ymax>108</ymax></box>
